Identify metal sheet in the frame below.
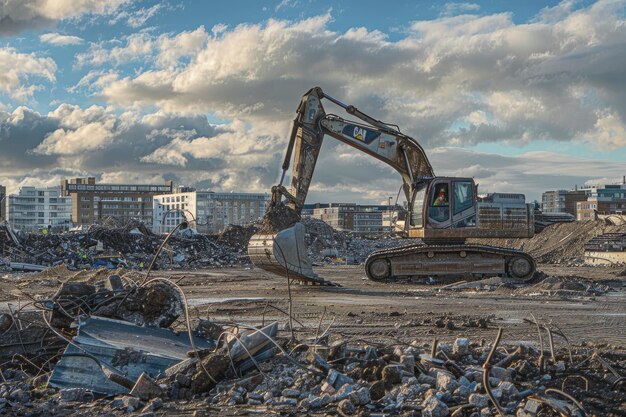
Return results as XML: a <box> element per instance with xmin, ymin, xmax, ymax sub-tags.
<box><xmin>48</xmin><ymin>316</ymin><xmax>214</xmax><ymax>396</ymax></box>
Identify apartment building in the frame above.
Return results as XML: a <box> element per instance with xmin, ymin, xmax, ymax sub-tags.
<box><xmin>541</xmin><ymin>189</ymin><xmax>587</xmax><ymax>216</ymax></box>
<box><xmin>312</xmin><ymin>203</ymin><xmax>385</xmax><ymax>236</ymax></box>
<box><xmin>0</xmin><ymin>184</ymin><xmax>6</xmax><ymax>222</ymax></box>
<box><xmin>153</xmin><ymin>189</ymin><xmax>269</xmax><ymax>234</ymax></box>
<box><xmin>576</xmin><ymin>181</ymin><xmax>626</xmax><ymax>220</ymax></box>
<box><xmin>61</xmin><ymin>177</ymin><xmax>173</xmax><ymax>226</ymax></box>
<box><xmin>7</xmin><ymin>186</ymin><xmax>71</xmax><ymax>232</ymax></box>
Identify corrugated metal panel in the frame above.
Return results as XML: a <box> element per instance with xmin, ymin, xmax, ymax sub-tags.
<box><xmin>48</xmin><ymin>316</ymin><xmax>214</xmax><ymax>396</ymax></box>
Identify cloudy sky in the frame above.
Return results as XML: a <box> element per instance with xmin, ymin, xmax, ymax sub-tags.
<box><xmin>1</xmin><ymin>0</ymin><xmax>625</xmax><ymax>204</ymax></box>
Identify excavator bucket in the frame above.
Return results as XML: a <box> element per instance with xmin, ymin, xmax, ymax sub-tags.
<box><xmin>247</xmin><ymin>222</ymin><xmax>337</xmax><ymax>286</ymax></box>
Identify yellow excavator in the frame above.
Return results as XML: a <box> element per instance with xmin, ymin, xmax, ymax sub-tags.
<box><xmin>248</xmin><ymin>87</ymin><xmax>535</xmax><ymax>286</ymax></box>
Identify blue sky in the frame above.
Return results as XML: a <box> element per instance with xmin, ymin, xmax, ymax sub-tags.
<box><xmin>1</xmin><ymin>0</ymin><xmax>625</xmax><ymax>203</ymax></box>
<box><xmin>5</xmin><ymin>0</ymin><xmax>586</xmax><ymax>114</ymax></box>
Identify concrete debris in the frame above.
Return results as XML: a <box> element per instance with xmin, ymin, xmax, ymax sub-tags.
<box><xmin>0</xmin><ymin>303</ymin><xmax>624</xmax><ymax>417</ymax></box>
<box><xmin>114</xmin><ymin>281</ymin><xmax>183</xmax><ymax>327</ymax></box>
<box><xmin>4</xmin><ymin>217</ymin><xmax>419</xmax><ymax>273</ymax></box>
<box><xmin>302</xmin><ymin>218</ymin><xmax>419</xmax><ymax>265</ymax></box>
<box><xmin>129</xmin><ymin>373</ymin><xmax>163</xmax><ymax>400</ymax></box>
<box><xmin>45</xmin><ymin>274</ymin><xmax>184</xmax><ymax>329</ymax></box>
<box><xmin>0</xmin><ymin>312</ymin><xmax>13</xmax><ymax>333</ymax></box>
<box><xmin>1</xmin><ymin>220</ymin><xmax>253</xmax><ymax>272</ymax></box>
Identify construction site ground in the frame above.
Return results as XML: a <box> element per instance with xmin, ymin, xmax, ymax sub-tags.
<box><xmin>1</xmin><ymin>263</ymin><xmax>625</xmax><ymax>416</ymax></box>
<box><xmin>3</xmin><ymin>263</ymin><xmax>624</xmax><ymax>348</ymax></box>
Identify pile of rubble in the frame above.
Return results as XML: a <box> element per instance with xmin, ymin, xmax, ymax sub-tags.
<box><xmin>0</xmin><ymin>221</ymin><xmax>253</xmax><ymax>272</ymax></box>
<box><xmin>1</xmin><ymin>273</ymin><xmax>624</xmax><ymax>417</ymax></box>
<box><xmin>302</xmin><ymin>218</ymin><xmax>418</xmax><ymax>265</ymax></box>
<box><xmin>473</xmin><ymin>220</ymin><xmax>626</xmax><ymax>265</ymax></box>
<box><xmin>2</xmin><ymin>217</ymin><xmax>407</xmax><ymax>273</ymax></box>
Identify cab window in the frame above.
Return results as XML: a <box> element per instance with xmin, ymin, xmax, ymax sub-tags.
<box><xmin>453</xmin><ymin>182</ymin><xmax>473</xmax><ymax>214</ymax></box>
<box><xmin>429</xmin><ymin>183</ymin><xmax>449</xmax><ymax>223</ymax></box>
<box><xmin>410</xmin><ymin>187</ymin><xmax>426</xmax><ymax>227</ymax></box>
<box><xmin>431</xmin><ymin>184</ymin><xmax>449</xmax><ymax>206</ymax></box>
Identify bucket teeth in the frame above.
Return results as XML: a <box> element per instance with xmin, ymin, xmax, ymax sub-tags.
<box><xmin>247</xmin><ymin>223</ymin><xmax>339</xmax><ymax>286</ymax></box>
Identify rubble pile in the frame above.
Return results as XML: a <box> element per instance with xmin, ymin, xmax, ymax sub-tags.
<box><xmin>302</xmin><ymin>217</ymin><xmax>349</xmax><ymax>252</ymax></box>
<box><xmin>1</xmin><ymin>274</ymin><xmax>624</xmax><ymax>417</ymax></box>
<box><xmin>2</xmin><ymin>218</ymin><xmax>408</xmax><ymax>273</ymax></box>
<box><xmin>302</xmin><ymin>218</ymin><xmax>419</xmax><ymax>265</ymax></box>
<box><xmin>216</xmin><ymin>224</ymin><xmax>258</xmax><ymax>249</ymax></box>
<box><xmin>0</xmin><ymin>221</ymin><xmax>253</xmax><ymax>272</ymax></box>
<box><xmin>472</xmin><ymin>220</ymin><xmax>626</xmax><ymax>265</ymax></box>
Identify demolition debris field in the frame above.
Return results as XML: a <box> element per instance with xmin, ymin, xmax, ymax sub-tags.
<box><xmin>0</xmin><ymin>218</ymin><xmax>625</xmax><ymax>417</ymax></box>
<box><xmin>1</xmin><ymin>263</ymin><xmax>625</xmax><ymax>416</ymax></box>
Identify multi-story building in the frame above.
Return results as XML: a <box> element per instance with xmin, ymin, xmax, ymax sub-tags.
<box><xmin>61</xmin><ymin>177</ymin><xmax>173</xmax><ymax>226</ymax></box>
<box><xmin>0</xmin><ymin>184</ymin><xmax>6</xmax><ymax>222</ymax></box>
<box><xmin>576</xmin><ymin>180</ymin><xmax>626</xmax><ymax>220</ymax></box>
<box><xmin>312</xmin><ymin>203</ymin><xmax>385</xmax><ymax>236</ymax></box>
<box><xmin>305</xmin><ymin>202</ymin><xmax>401</xmax><ymax>234</ymax></box>
<box><xmin>7</xmin><ymin>186</ymin><xmax>71</xmax><ymax>232</ymax></box>
<box><xmin>541</xmin><ymin>189</ymin><xmax>587</xmax><ymax>216</ymax></box>
<box><xmin>152</xmin><ymin>189</ymin><xmax>270</xmax><ymax>234</ymax></box>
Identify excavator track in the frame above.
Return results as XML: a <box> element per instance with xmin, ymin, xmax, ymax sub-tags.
<box><xmin>365</xmin><ymin>243</ymin><xmax>536</xmax><ymax>283</ymax></box>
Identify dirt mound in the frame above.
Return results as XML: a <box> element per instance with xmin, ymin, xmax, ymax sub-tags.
<box><xmin>470</xmin><ymin>220</ymin><xmax>626</xmax><ymax>264</ymax></box>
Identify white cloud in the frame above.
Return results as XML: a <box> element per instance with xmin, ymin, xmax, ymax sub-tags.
<box><xmin>35</xmin><ymin>123</ymin><xmax>115</xmax><ymax>155</ymax></box>
<box><xmin>110</xmin><ymin>2</ymin><xmax>163</xmax><ymax>28</ymax></box>
<box><xmin>33</xmin><ymin>104</ymin><xmax>119</xmax><ymax>155</ymax></box>
<box><xmin>275</xmin><ymin>0</ymin><xmax>300</xmax><ymax>12</ymax></box>
<box><xmin>0</xmin><ymin>0</ymin><xmax>129</xmax><ymax>35</ymax></box>
<box><xmin>583</xmin><ymin>111</ymin><xmax>626</xmax><ymax>149</ymax></box>
<box><xmin>0</xmin><ymin>103</ymin><xmax>280</xmax><ymax>197</ymax></box>
<box><xmin>75</xmin><ymin>27</ymin><xmax>209</xmax><ymax>68</ymax></box>
<box><xmin>1</xmin><ymin>101</ymin><xmax>625</xmax><ymax>204</ymax></box>
<box><xmin>2</xmin><ymin>2</ymin><xmax>626</xmax><ymax>204</ymax></box>
<box><xmin>75</xmin><ymin>32</ymin><xmax>154</xmax><ymax>68</ymax></box>
<box><xmin>0</xmin><ymin>48</ymin><xmax>56</xmax><ymax>100</ymax></box>
<box><xmin>40</xmin><ymin>32</ymin><xmax>84</xmax><ymax>46</ymax></box>
<box><xmin>439</xmin><ymin>2</ymin><xmax>480</xmax><ymax>17</ymax></box>
<box><xmin>78</xmin><ymin>2</ymin><xmax>626</xmax><ymax>153</ymax></box>
<box><xmin>156</xmin><ymin>26</ymin><xmax>209</xmax><ymax>67</ymax></box>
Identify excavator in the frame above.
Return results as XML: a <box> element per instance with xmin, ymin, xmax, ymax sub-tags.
<box><xmin>248</xmin><ymin>87</ymin><xmax>536</xmax><ymax>286</ymax></box>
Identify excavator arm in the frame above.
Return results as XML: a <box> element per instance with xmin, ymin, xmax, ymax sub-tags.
<box><xmin>249</xmin><ymin>87</ymin><xmax>434</xmax><ymax>285</ymax></box>
<box><xmin>272</xmin><ymin>86</ymin><xmax>434</xmax><ymax>215</ymax></box>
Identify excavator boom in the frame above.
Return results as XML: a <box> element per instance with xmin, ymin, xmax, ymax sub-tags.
<box><xmin>249</xmin><ymin>87</ymin><xmax>435</xmax><ymax>285</ymax></box>
<box><xmin>276</xmin><ymin>87</ymin><xmax>433</xmax><ymax>213</ymax></box>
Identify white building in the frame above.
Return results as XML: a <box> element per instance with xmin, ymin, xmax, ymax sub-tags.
<box><xmin>152</xmin><ymin>190</ymin><xmax>269</xmax><ymax>234</ymax></box>
<box><xmin>8</xmin><ymin>186</ymin><xmax>72</xmax><ymax>232</ymax></box>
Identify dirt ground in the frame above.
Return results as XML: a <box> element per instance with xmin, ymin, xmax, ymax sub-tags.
<box><xmin>179</xmin><ymin>264</ymin><xmax>626</xmax><ymax>347</ymax></box>
<box><xmin>5</xmin><ymin>262</ymin><xmax>623</xmax><ymax>347</ymax></box>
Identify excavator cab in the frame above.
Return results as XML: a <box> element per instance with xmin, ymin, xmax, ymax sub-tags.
<box><xmin>409</xmin><ymin>177</ymin><xmax>477</xmax><ymax>236</ymax></box>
